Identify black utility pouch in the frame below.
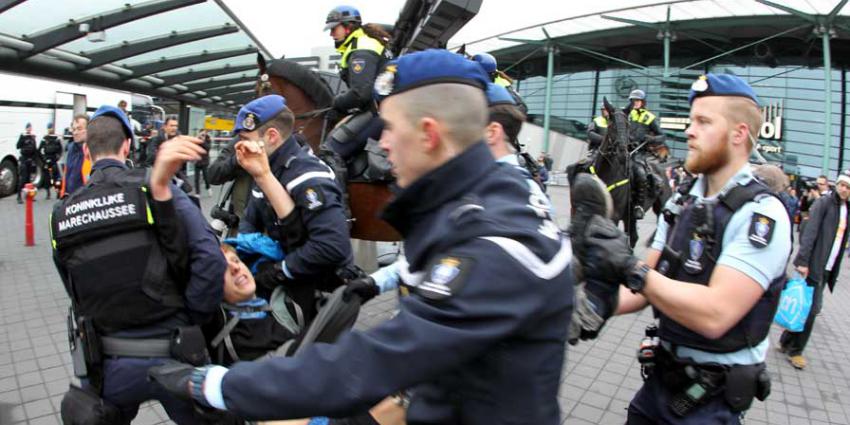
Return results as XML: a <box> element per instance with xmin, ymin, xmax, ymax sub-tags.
<box><xmin>60</xmin><ymin>384</ymin><xmax>122</xmax><ymax>425</ymax></box>
<box><xmin>79</xmin><ymin>316</ymin><xmax>102</xmax><ymax>368</ymax></box>
<box><xmin>171</xmin><ymin>326</ymin><xmax>211</xmax><ymax>366</ymax></box>
<box><xmin>724</xmin><ymin>364</ymin><xmax>761</xmax><ymax>412</ymax></box>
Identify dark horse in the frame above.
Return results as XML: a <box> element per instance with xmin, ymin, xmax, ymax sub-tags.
<box><xmin>255</xmin><ymin>55</ymin><xmax>400</xmax><ymax>242</ymax></box>
<box><xmin>574</xmin><ymin>98</ymin><xmax>671</xmax><ymax>247</ymax></box>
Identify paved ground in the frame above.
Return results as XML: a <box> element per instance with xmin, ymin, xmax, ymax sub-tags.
<box><xmin>1</xmin><ymin>184</ymin><xmax>849</xmax><ymax>424</ymax></box>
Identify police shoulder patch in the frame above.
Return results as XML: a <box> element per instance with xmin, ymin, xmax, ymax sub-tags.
<box><xmin>415</xmin><ymin>256</ymin><xmax>475</xmax><ymax>302</ymax></box>
<box><xmin>301</xmin><ymin>186</ymin><xmax>325</xmax><ymax>210</ymax></box>
<box><xmin>748</xmin><ymin>213</ymin><xmax>775</xmax><ymax>248</ymax></box>
<box><xmin>351</xmin><ymin>58</ymin><xmax>365</xmax><ymax>74</ymax></box>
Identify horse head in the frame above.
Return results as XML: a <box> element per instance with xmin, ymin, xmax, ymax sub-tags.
<box><xmin>600</xmin><ymin>97</ymin><xmax>629</xmax><ymax>157</ymax></box>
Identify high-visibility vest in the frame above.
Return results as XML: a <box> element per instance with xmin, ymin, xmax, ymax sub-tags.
<box><xmin>629</xmin><ymin>108</ymin><xmax>657</xmax><ymax>126</ymax></box>
<box><xmin>336</xmin><ymin>28</ymin><xmax>385</xmax><ymax>69</ymax></box>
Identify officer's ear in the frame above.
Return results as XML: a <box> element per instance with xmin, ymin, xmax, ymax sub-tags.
<box><xmin>121</xmin><ymin>138</ymin><xmax>131</xmax><ymax>157</ymax></box>
<box><xmin>418</xmin><ymin>116</ymin><xmax>441</xmax><ymax>152</ymax></box>
<box><xmin>484</xmin><ymin>122</ymin><xmax>502</xmax><ymax>146</ymax></box>
<box><xmin>82</xmin><ymin>142</ymin><xmax>91</xmax><ymax>160</ymax></box>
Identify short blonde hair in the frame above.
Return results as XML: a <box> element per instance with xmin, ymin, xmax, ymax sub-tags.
<box><xmin>722</xmin><ymin>97</ymin><xmax>762</xmax><ymax>152</ymax></box>
<box><xmin>395</xmin><ymin>83</ymin><xmax>488</xmax><ymax>149</ymax></box>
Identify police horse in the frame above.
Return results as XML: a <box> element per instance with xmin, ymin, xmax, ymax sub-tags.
<box><xmin>572</xmin><ymin>98</ymin><xmax>670</xmax><ymax>247</ymax></box>
<box><xmin>254</xmin><ymin>55</ymin><xmax>400</xmax><ymax>242</ymax></box>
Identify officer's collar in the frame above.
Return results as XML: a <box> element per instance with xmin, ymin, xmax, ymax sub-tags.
<box><xmin>382</xmin><ymin>142</ymin><xmax>497</xmax><ymax>235</ymax></box>
<box><xmin>91</xmin><ymin>158</ymin><xmax>128</xmax><ymax>171</ymax></box>
<box><xmin>690</xmin><ymin>164</ymin><xmax>753</xmax><ymax>200</ymax></box>
<box><xmin>336</xmin><ymin>27</ymin><xmax>364</xmax><ymax>54</ymax></box>
<box><xmin>268</xmin><ymin>135</ymin><xmax>301</xmax><ymax>168</ymax></box>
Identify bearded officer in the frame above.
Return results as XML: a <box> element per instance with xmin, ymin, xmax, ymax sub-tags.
<box><xmin>149</xmin><ymin>49</ymin><xmax>575</xmax><ymax>425</ymax></box>
<box><xmin>51</xmin><ymin>105</ymin><xmax>225</xmax><ymax>424</ymax></box>
<box><xmin>575</xmin><ymin>74</ymin><xmax>791</xmax><ymax>424</ymax></box>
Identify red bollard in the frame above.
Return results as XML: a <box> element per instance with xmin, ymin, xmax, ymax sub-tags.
<box><xmin>24</xmin><ymin>182</ymin><xmax>35</xmax><ymax>246</ymax></box>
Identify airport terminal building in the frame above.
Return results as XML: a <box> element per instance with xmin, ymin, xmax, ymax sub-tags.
<box><xmin>477</xmin><ymin>1</ymin><xmax>850</xmax><ymax>180</ymax></box>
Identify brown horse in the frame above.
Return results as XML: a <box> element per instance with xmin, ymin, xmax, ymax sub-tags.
<box><xmin>255</xmin><ymin>55</ymin><xmax>400</xmax><ymax>242</ymax></box>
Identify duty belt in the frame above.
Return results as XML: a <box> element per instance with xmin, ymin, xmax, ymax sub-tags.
<box><xmin>101</xmin><ymin>337</ymin><xmax>171</xmax><ymax>358</ymax></box>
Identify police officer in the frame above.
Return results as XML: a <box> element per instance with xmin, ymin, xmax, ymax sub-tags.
<box><xmin>51</xmin><ymin>105</ymin><xmax>225</xmax><ymax>424</ymax></box>
<box><xmin>149</xmin><ymin>49</ymin><xmax>575</xmax><ymax>425</ymax></box>
<box><xmin>472</xmin><ymin>52</ymin><xmax>528</xmax><ymax>114</ymax></box>
<box><xmin>625</xmin><ymin>89</ymin><xmax>664</xmax><ymax>219</ymax></box>
<box><xmin>324</xmin><ymin>5</ymin><xmax>392</xmax><ymax>160</ymax></box>
<box><xmin>587</xmin><ymin>103</ymin><xmax>610</xmax><ymax>153</ymax></box>
<box><xmin>16</xmin><ymin>122</ymin><xmax>38</xmax><ymax>204</ymax></box>
<box><xmin>231</xmin><ymin>95</ymin><xmax>353</xmax><ymax>320</ymax></box>
<box><xmin>575</xmin><ymin>74</ymin><xmax>791</xmax><ymax>423</ymax></box>
<box><xmin>39</xmin><ymin>122</ymin><xmax>63</xmax><ymax>199</ymax></box>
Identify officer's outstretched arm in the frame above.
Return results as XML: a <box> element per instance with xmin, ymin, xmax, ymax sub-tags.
<box><xmin>195</xmin><ymin>242</ymin><xmax>568</xmax><ymax>420</ymax></box>
<box><xmin>614</xmin><ymin>248</ymin><xmax>656</xmax><ymax>315</ymax></box>
<box><xmin>332</xmin><ymin>50</ymin><xmax>382</xmax><ymax>112</ymax></box>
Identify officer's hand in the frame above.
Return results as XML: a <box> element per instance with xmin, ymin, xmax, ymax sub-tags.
<box><xmin>343</xmin><ymin>276</ymin><xmax>380</xmax><ymax>303</ymax></box>
<box><xmin>796</xmin><ymin>266</ymin><xmax>809</xmax><ymax>279</ymax></box>
<box><xmin>254</xmin><ymin>261</ymin><xmax>288</xmax><ymax>291</ymax></box>
<box><xmin>147</xmin><ymin>361</ymin><xmax>196</xmax><ymax>402</ymax></box>
<box><xmin>234</xmin><ymin>140</ymin><xmax>270</xmax><ymax>179</ymax></box>
<box><xmin>582</xmin><ymin>215</ymin><xmax>638</xmax><ymax>283</ymax></box>
<box><xmin>150</xmin><ymin>136</ymin><xmax>205</xmax><ymax>201</ymax></box>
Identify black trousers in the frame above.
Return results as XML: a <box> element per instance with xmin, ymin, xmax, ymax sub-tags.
<box><xmin>627</xmin><ymin>371</ymin><xmax>742</xmax><ymax>424</ymax></box>
<box><xmin>780</xmin><ymin>273</ymin><xmax>829</xmax><ymax>356</ymax></box>
<box><xmin>17</xmin><ymin>157</ymin><xmax>36</xmax><ymax>195</ymax></box>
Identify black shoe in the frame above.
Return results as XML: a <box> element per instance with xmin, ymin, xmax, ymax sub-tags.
<box><xmin>634</xmin><ymin>205</ymin><xmax>645</xmax><ymax>220</ymax></box>
<box><xmin>16</xmin><ymin>197</ymin><xmax>22</xmax><ymax>204</ymax></box>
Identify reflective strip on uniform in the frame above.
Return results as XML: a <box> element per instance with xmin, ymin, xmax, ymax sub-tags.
<box><xmin>285</xmin><ymin>171</ymin><xmax>337</xmax><ymax>192</ymax></box>
<box><xmin>629</xmin><ymin>109</ymin><xmax>656</xmax><ymax>126</ymax></box>
<box><xmin>140</xmin><ymin>187</ymin><xmax>154</xmax><ymax>224</ymax></box>
<box><xmin>338</xmin><ymin>28</ymin><xmax>385</xmax><ymax>69</ymax></box>
<box><xmin>480</xmin><ymin>236</ymin><xmax>572</xmax><ymax>280</ymax></box>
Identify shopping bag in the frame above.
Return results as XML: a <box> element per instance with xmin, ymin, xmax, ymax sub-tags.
<box><xmin>773</xmin><ymin>274</ymin><xmax>813</xmax><ymax>332</ymax></box>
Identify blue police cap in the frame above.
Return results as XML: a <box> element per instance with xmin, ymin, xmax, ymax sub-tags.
<box><xmin>233</xmin><ymin>95</ymin><xmax>288</xmax><ymax>133</ymax></box>
<box><xmin>485</xmin><ymin>83</ymin><xmax>516</xmax><ymax>106</ymax></box>
<box><xmin>688</xmin><ymin>73</ymin><xmax>760</xmax><ymax>106</ymax></box>
<box><xmin>91</xmin><ymin>105</ymin><xmax>133</xmax><ymax>138</ymax></box>
<box><xmin>373</xmin><ymin>49</ymin><xmax>490</xmax><ymax>102</ymax></box>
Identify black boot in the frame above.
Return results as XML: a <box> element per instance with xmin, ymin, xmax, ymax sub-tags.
<box><xmin>632</xmin><ymin>163</ymin><xmax>648</xmax><ymax>220</ymax></box>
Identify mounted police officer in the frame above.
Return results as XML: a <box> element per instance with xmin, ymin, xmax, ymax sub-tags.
<box><xmin>625</xmin><ymin>89</ymin><xmax>665</xmax><ymax>219</ymax></box>
<box><xmin>51</xmin><ymin>105</ymin><xmax>225</xmax><ymax>425</ymax></box>
<box><xmin>324</xmin><ymin>5</ymin><xmax>392</xmax><ymax>161</ymax></box>
<box><xmin>231</xmin><ymin>95</ymin><xmax>353</xmax><ymax>321</ymax></box>
<box><xmin>587</xmin><ymin>102</ymin><xmax>610</xmax><ymax>153</ymax></box>
<box><xmin>575</xmin><ymin>74</ymin><xmax>791</xmax><ymax>424</ymax></box>
<box><xmin>16</xmin><ymin>122</ymin><xmax>38</xmax><ymax>204</ymax></box>
<box><xmin>472</xmin><ymin>52</ymin><xmax>528</xmax><ymax>114</ymax></box>
<box><xmin>149</xmin><ymin>49</ymin><xmax>575</xmax><ymax>425</ymax></box>
<box><xmin>39</xmin><ymin>122</ymin><xmax>63</xmax><ymax>199</ymax></box>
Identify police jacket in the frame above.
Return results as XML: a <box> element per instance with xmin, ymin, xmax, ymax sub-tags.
<box><xmin>333</xmin><ymin>28</ymin><xmax>390</xmax><ymax>113</ymax></box>
<box><xmin>794</xmin><ymin>191</ymin><xmax>850</xmax><ymax>291</ymax></box>
<box><xmin>587</xmin><ymin>115</ymin><xmax>608</xmax><ymax>150</ymax></box>
<box><xmin>239</xmin><ymin>137</ymin><xmax>353</xmax><ymax>285</ymax></box>
<box><xmin>17</xmin><ymin>133</ymin><xmax>37</xmax><ymax>158</ymax></box>
<box><xmin>217</xmin><ymin>142</ymin><xmax>574</xmax><ymax>424</ymax></box>
<box><xmin>627</xmin><ymin>108</ymin><xmax>664</xmax><ymax>147</ymax></box>
<box><xmin>52</xmin><ymin>159</ymin><xmax>225</xmax><ymax>336</ymax></box>
<box><xmin>652</xmin><ymin>166</ymin><xmax>791</xmax><ymax>362</ymax></box>
<box><xmin>39</xmin><ymin>134</ymin><xmax>63</xmax><ymax>161</ymax></box>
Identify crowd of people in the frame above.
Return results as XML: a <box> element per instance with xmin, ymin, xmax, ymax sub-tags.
<box><xmin>13</xmin><ymin>5</ymin><xmax>843</xmax><ymax>425</ymax></box>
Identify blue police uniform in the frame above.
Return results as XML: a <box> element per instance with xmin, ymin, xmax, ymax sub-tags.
<box><xmin>234</xmin><ymin>96</ymin><xmax>353</xmax><ymax>316</ymax></box>
<box><xmin>172</xmin><ymin>49</ymin><xmax>575</xmax><ymax>425</ymax></box>
<box><xmin>629</xmin><ymin>74</ymin><xmax>791</xmax><ymax>424</ymax></box>
<box><xmin>52</xmin><ymin>106</ymin><xmax>225</xmax><ymax>424</ymax></box>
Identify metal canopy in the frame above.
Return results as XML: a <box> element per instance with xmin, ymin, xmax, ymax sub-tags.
<box><xmin>0</xmin><ymin>0</ymin><xmax>272</xmax><ymax>111</ymax></box>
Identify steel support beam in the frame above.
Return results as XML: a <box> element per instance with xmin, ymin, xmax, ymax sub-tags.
<box><xmin>0</xmin><ymin>0</ymin><xmax>26</xmax><ymax>14</ymax></box>
<box><xmin>215</xmin><ymin>90</ymin><xmax>255</xmax><ymax>103</ymax></box>
<box><xmin>199</xmin><ymin>83</ymin><xmax>256</xmax><ymax>98</ymax></box>
<box><xmin>677</xmin><ymin>25</ymin><xmax>807</xmax><ymax>73</ymax></box>
<box><xmin>125</xmin><ymin>46</ymin><xmax>256</xmax><ymax>78</ymax></box>
<box><xmin>543</xmin><ymin>43</ymin><xmax>555</xmax><ymax>153</ymax></box>
<box><xmin>823</xmin><ymin>30</ymin><xmax>833</xmax><ymax>174</ymax></box>
<box><xmin>181</xmin><ymin>75</ymin><xmax>256</xmax><ymax>92</ymax></box>
<box><xmin>160</xmin><ymin>64</ymin><xmax>255</xmax><ymax>86</ymax></box>
<box><xmin>82</xmin><ymin>25</ymin><xmax>238</xmax><ymax>70</ymax></box>
<box><xmin>20</xmin><ymin>0</ymin><xmax>204</xmax><ymax>58</ymax></box>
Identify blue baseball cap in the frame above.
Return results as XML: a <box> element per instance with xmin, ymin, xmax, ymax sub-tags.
<box><xmin>373</xmin><ymin>49</ymin><xmax>490</xmax><ymax>102</ymax></box>
<box><xmin>688</xmin><ymin>73</ymin><xmax>760</xmax><ymax>106</ymax></box>
<box><xmin>233</xmin><ymin>95</ymin><xmax>288</xmax><ymax>133</ymax></box>
<box><xmin>485</xmin><ymin>83</ymin><xmax>516</xmax><ymax>106</ymax></box>
<box><xmin>91</xmin><ymin>105</ymin><xmax>133</xmax><ymax>138</ymax></box>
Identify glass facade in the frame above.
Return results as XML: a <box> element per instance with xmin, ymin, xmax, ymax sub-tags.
<box><xmin>517</xmin><ymin>65</ymin><xmax>850</xmax><ymax>180</ymax></box>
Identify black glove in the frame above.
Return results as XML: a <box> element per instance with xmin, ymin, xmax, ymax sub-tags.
<box><xmin>582</xmin><ymin>215</ymin><xmax>638</xmax><ymax>284</ymax></box>
<box><xmin>325</xmin><ymin>107</ymin><xmax>343</xmax><ymax>125</ymax></box>
<box><xmin>343</xmin><ymin>276</ymin><xmax>380</xmax><ymax>303</ymax></box>
<box><xmin>147</xmin><ymin>361</ymin><xmax>201</xmax><ymax>403</ymax></box>
<box><xmin>255</xmin><ymin>261</ymin><xmax>288</xmax><ymax>292</ymax></box>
